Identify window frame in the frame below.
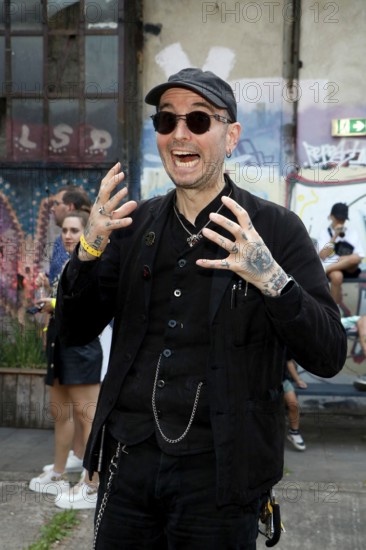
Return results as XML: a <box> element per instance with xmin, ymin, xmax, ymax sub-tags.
<box><xmin>0</xmin><ymin>0</ymin><xmax>127</xmax><ymax>168</ymax></box>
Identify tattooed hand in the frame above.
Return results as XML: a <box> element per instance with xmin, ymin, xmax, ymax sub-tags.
<box><xmin>79</xmin><ymin>162</ymin><xmax>138</xmax><ymax>261</ymax></box>
<box><xmin>196</xmin><ymin>195</ymin><xmax>288</xmax><ymax>297</ymax></box>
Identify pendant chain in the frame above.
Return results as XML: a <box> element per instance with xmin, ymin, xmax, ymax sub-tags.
<box><xmin>173</xmin><ymin>189</ymin><xmax>232</xmax><ymax>247</ymax></box>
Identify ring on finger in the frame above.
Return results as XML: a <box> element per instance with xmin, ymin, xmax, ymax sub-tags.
<box><xmin>98</xmin><ymin>205</ymin><xmax>112</xmax><ymax>218</ymax></box>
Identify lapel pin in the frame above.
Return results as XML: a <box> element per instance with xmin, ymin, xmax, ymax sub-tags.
<box><xmin>144</xmin><ymin>231</ymin><xmax>155</xmax><ymax>246</ymax></box>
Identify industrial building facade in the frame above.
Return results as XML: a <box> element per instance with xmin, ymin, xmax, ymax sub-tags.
<box><xmin>1</xmin><ymin>0</ymin><xmax>365</xmax><ymax>319</ymax></box>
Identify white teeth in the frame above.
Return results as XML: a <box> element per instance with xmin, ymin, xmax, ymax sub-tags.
<box><xmin>175</xmin><ymin>158</ymin><xmax>199</xmax><ymax>167</ymax></box>
<box><xmin>173</xmin><ymin>150</ymin><xmax>196</xmax><ymax>156</ymax></box>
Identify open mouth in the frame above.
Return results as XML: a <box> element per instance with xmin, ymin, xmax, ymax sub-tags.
<box><xmin>172</xmin><ymin>150</ymin><xmax>200</xmax><ymax>167</ymax></box>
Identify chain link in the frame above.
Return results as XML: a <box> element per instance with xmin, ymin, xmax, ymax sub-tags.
<box><xmin>93</xmin><ymin>441</ymin><xmax>122</xmax><ymax>549</ymax></box>
<box><xmin>152</xmin><ymin>354</ymin><xmax>203</xmax><ymax>444</ymax></box>
<box><xmin>94</xmin><ymin>350</ymin><xmax>205</xmax><ymax>546</ymax></box>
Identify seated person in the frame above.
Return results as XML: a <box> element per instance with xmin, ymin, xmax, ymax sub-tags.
<box><xmin>318</xmin><ymin>203</ymin><xmax>364</xmax><ymax>305</ymax></box>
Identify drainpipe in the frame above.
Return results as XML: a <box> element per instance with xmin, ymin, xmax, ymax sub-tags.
<box><xmin>282</xmin><ymin>0</ymin><xmax>302</xmax><ymax>199</ymax></box>
<box><xmin>119</xmin><ymin>0</ymin><xmax>143</xmax><ymax>201</ymax></box>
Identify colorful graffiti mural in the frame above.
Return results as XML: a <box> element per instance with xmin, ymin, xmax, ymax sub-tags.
<box><xmin>0</xmin><ymin>170</ymin><xmax>101</xmax><ymax>316</ymax></box>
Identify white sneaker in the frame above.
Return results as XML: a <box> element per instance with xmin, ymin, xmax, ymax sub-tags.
<box><xmin>55</xmin><ymin>482</ymin><xmax>98</xmax><ymax>510</ymax></box>
<box><xmin>29</xmin><ymin>470</ymin><xmax>70</xmax><ymax>496</ymax></box>
<box><xmin>43</xmin><ymin>451</ymin><xmax>83</xmax><ymax>473</ymax></box>
<box><xmin>287</xmin><ymin>430</ymin><xmax>306</xmax><ymax>451</ymax></box>
<box><xmin>354</xmin><ymin>376</ymin><xmax>366</xmax><ymax>392</ymax></box>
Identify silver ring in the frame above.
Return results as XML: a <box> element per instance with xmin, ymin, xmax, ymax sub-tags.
<box><xmin>98</xmin><ymin>205</ymin><xmax>112</xmax><ymax>218</ymax></box>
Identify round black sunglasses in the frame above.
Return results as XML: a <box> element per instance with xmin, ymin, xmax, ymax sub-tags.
<box><xmin>151</xmin><ymin>111</ymin><xmax>233</xmax><ymax>135</ymax></box>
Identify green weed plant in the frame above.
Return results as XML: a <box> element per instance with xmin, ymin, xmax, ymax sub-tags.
<box><xmin>0</xmin><ymin>318</ymin><xmax>46</xmax><ymax>368</ymax></box>
<box><xmin>26</xmin><ymin>509</ymin><xmax>79</xmax><ymax>550</ymax></box>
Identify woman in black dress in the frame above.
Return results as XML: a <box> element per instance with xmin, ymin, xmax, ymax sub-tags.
<box><xmin>29</xmin><ymin>211</ymin><xmax>101</xmax><ymax>509</ymax></box>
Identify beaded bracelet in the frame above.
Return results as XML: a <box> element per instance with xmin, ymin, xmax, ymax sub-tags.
<box><xmin>80</xmin><ymin>234</ymin><xmax>103</xmax><ymax>258</ymax></box>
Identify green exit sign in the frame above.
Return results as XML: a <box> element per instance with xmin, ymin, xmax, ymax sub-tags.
<box><xmin>332</xmin><ymin>118</ymin><xmax>366</xmax><ymax>137</ymax></box>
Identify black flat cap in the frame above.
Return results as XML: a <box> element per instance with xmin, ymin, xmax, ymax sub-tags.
<box><xmin>145</xmin><ymin>68</ymin><xmax>237</xmax><ymax>122</ymax></box>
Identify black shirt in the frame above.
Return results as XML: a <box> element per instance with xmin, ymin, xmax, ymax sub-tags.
<box><xmin>107</xmin><ymin>182</ymin><xmax>231</xmax><ymax>455</ymax></box>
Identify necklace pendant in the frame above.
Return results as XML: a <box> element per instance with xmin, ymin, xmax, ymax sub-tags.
<box><xmin>187</xmin><ymin>234</ymin><xmax>202</xmax><ymax>247</ymax></box>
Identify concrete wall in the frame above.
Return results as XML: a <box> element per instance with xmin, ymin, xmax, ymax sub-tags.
<box><xmin>297</xmin><ymin>0</ymin><xmax>366</xmax><ymax>171</ymax></box>
<box><xmin>141</xmin><ymin>0</ymin><xmax>287</xmax><ymax>203</ymax></box>
<box><xmin>140</xmin><ymin>0</ymin><xmax>366</xmax><ymax>292</ymax></box>
<box><xmin>141</xmin><ymin>0</ymin><xmax>366</xmax><ymax>210</ymax></box>
<box><xmin>292</xmin><ymin>1</ymin><xmax>366</xmax><ymax>279</ymax></box>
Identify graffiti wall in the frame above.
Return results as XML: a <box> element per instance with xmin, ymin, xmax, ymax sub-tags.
<box><xmin>288</xmin><ymin>173</ymin><xmax>366</xmax><ymax>244</ymax></box>
<box><xmin>288</xmin><ymin>172</ymin><xmax>366</xmax><ymax>375</ymax></box>
<box><xmin>297</xmin><ymin>79</ymin><xmax>366</xmax><ymax>170</ymax></box>
<box><xmin>0</xmin><ymin>169</ymin><xmax>101</xmax><ymax>317</ymax></box>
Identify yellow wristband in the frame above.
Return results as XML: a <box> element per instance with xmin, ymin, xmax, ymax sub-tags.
<box><xmin>51</xmin><ymin>298</ymin><xmax>56</xmax><ymax>309</ymax></box>
<box><xmin>80</xmin><ymin>234</ymin><xmax>103</xmax><ymax>258</ymax></box>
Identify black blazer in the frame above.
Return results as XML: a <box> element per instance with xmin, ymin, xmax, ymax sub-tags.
<box><xmin>57</xmin><ymin>178</ymin><xmax>346</xmax><ymax>506</ymax></box>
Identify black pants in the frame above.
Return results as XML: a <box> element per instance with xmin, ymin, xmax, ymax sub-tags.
<box><xmin>94</xmin><ymin>432</ymin><xmax>262</xmax><ymax>549</ymax></box>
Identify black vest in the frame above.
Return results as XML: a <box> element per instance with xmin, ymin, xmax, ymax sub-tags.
<box><xmin>107</xmin><ymin>187</ymin><xmax>230</xmax><ymax>455</ymax></box>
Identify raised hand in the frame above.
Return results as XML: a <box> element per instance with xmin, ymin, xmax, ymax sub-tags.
<box><xmin>79</xmin><ymin>162</ymin><xmax>138</xmax><ymax>261</ymax></box>
<box><xmin>196</xmin><ymin>195</ymin><xmax>288</xmax><ymax>297</ymax></box>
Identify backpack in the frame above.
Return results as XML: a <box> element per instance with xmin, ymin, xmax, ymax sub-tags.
<box><xmin>334</xmin><ymin>240</ymin><xmax>354</xmax><ymax>256</ymax></box>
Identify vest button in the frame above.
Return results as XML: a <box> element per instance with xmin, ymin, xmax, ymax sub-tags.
<box><xmin>174</xmin><ymin>289</ymin><xmax>181</xmax><ymax>297</ymax></box>
<box><xmin>157</xmin><ymin>379</ymin><xmax>165</xmax><ymax>388</ymax></box>
<box><xmin>163</xmin><ymin>348</ymin><xmax>172</xmax><ymax>357</ymax></box>
<box><xmin>168</xmin><ymin>320</ymin><xmax>177</xmax><ymax>328</ymax></box>
<box><xmin>178</xmin><ymin>259</ymin><xmax>186</xmax><ymax>268</ymax></box>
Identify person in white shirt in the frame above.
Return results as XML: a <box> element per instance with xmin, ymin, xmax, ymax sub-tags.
<box><xmin>318</xmin><ymin>203</ymin><xmax>364</xmax><ymax>304</ymax></box>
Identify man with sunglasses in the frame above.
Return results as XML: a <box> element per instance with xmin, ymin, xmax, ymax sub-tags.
<box><xmin>57</xmin><ymin>68</ymin><xmax>346</xmax><ymax>549</ymax></box>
